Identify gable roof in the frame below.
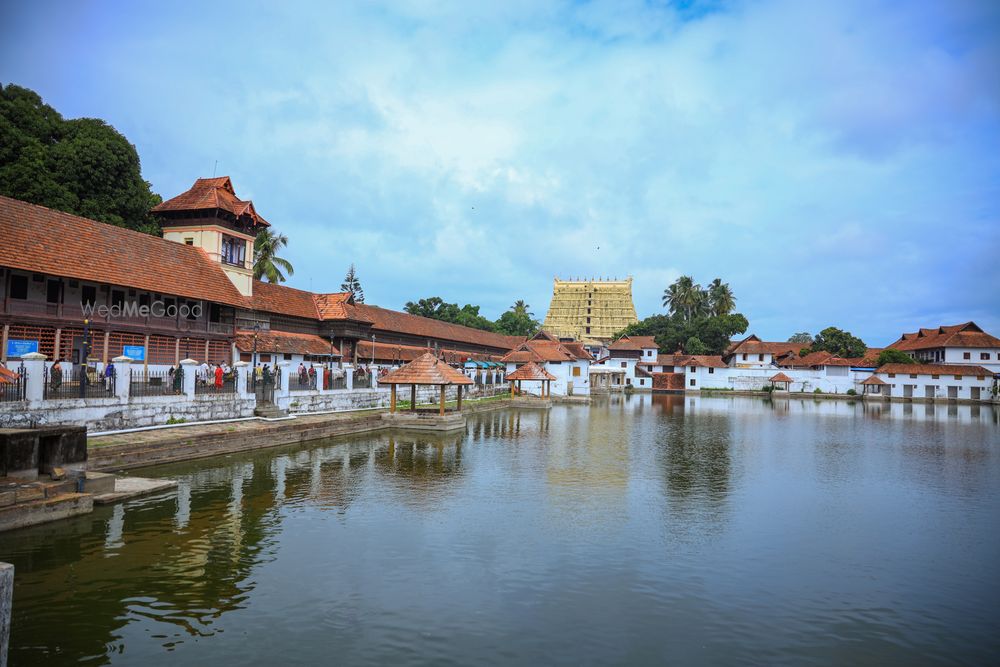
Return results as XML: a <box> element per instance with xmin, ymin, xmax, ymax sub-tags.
<box><xmin>860</xmin><ymin>375</ymin><xmax>887</xmax><ymax>386</ymax></box>
<box><xmin>889</xmin><ymin>322</ymin><xmax>1000</xmax><ymax>351</ymax></box>
<box><xmin>377</xmin><ymin>352</ymin><xmax>473</xmax><ymax>385</ymax></box>
<box><xmin>234</xmin><ymin>329</ymin><xmax>339</xmax><ymax>356</ymax></box>
<box><xmin>0</xmin><ymin>195</ymin><xmax>249</xmax><ymax>308</ymax></box>
<box><xmin>726</xmin><ymin>334</ymin><xmax>808</xmax><ymax>357</ymax></box>
<box><xmin>153</xmin><ymin>176</ymin><xmax>270</xmax><ymax>227</ymax></box>
<box><xmin>501</xmin><ymin>339</ymin><xmax>593</xmax><ymax>364</ymax></box>
<box><xmin>353</xmin><ymin>304</ymin><xmax>521</xmax><ymax>350</ymax></box>
<box><xmin>876</xmin><ymin>363</ymin><xmax>993</xmax><ymax>377</ymax></box>
<box><xmin>608</xmin><ymin>335</ymin><xmax>658</xmax><ymax>351</ymax></box>
<box><xmin>770</xmin><ymin>372</ymin><xmax>794</xmax><ymax>383</ymax></box>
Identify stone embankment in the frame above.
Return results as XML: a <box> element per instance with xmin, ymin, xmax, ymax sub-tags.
<box><xmin>89</xmin><ymin>398</ymin><xmax>516</xmax><ymax>471</ymax></box>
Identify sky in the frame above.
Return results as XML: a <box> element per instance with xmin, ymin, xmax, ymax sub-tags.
<box><xmin>1</xmin><ymin>0</ymin><xmax>999</xmax><ymax>345</ymax></box>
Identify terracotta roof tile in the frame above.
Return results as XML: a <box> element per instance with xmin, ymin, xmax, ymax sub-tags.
<box><xmin>0</xmin><ymin>195</ymin><xmax>249</xmax><ymax>308</ymax></box>
<box><xmin>861</xmin><ymin>375</ymin><xmax>887</xmax><ymax>386</ymax></box>
<box><xmin>888</xmin><ymin>322</ymin><xmax>1000</xmax><ymax>351</ymax></box>
<box><xmin>770</xmin><ymin>372</ymin><xmax>794</xmax><ymax>383</ymax></box>
<box><xmin>608</xmin><ymin>335</ymin><xmax>658</xmax><ymax>351</ymax></box>
<box><xmin>353</xmin><ymin>304</ymin><xmax>520</xmax><ymax>350</ymax></box>
<box><xmin>727</xmin><ymin>335</ymin><xmax>808</xmax><ymax>357</ymax></box>
<box><xmin>507</xmin><ymin>362</ymin><xmax>556</xmax><ymax>381</ymax></box>
<box><xmin>377</xmin><ymin>352</ymin><xmax>472</xmax><ymax>385</ymax></box>
<box><xmin>683</xmin><ymin>355</ymin><xmax>728</xmax><ymax>368</ymax></box>
<box><xmin>153</xmin><ymin>176</ymin><xmax>270</xmax><ymax>227</ymax></box>
<box><xmin>876</xmin><ymin>363</ymin><xmax>994</xmax><ymax>376</ymax></box>
<box><xmin>234</xmin><ymin>329</ymin><xmax>339</xmax><ymax>356</ymax></box>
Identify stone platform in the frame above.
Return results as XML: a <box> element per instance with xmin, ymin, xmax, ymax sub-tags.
<box><xmin>509</xmin><ymin>397</ymin><xmax>553</xmax><ymax>409</ymax></box>
<box><xmin>381</xmin><ymin>411</ymin><xmax>467</xmax><ymax>431</ymax></box>
<box><xmin>92</xmin><ymin>477</ymin><xmax>178</xmax><ymax>505</ymax></box>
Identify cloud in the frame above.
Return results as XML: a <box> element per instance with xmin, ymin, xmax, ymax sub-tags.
<box><xmin>2</xmin><ymin>0</ymin><xmax>998</xmax><ymax>342</ymax></box>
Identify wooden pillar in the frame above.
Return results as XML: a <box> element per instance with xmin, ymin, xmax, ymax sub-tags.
<box><xmin>457</xmin><ymin>385</ymin><xmax>462</xmax><ymax>411</ymax></box>
<box><xmin>143</xmin><ymin>334</ymin><xmax>150</xmax><ymax>373</ymax></box>
<box><xmin>174</xmin><ymin>338</ymin><xmax>180</xmax><ymax>365</ymax></box>
<box><xmin>390</xmin><ymin>383</ymin><xmax>397</xmax><ymax>413</ymax></box>
<box><xmin>204</xmin><ymin>340</ymin><xmax>210</xmax><ymax>363</ymax></box>
<box><xmin>0</xmin><ymin>323</ymin><xmax>7</xmax><ymax>364</ymax></box>
<box><xmin>102</xmin><ymin>331</ymin><xmax>109</xmax><ymax>364</ymax></box>
<box><xmin>53</xmin><ymin>328</ymin><xmax>61</xmax><ymax>362</ymax></box>
<box><xmin>439</xmin><ymin>385</ymin><xmax>445</xmax><ymax>415</ymax></box>
<box><xmin>410</xmin><ymin>384</ymin><xmax>416</xmax><ymax>411</ymax></box>
<box><xmin>510</xmin><ymin>380</ymin><xmax>515</xmax><ymax>397</ymax></box>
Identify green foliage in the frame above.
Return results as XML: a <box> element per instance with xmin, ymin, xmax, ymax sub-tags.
<box><xmin>684</xmin><ymin>336</ymin><xmax>708</xmax><ymax>355</ymax></box>
<box><xmin>876</xmin><ymin>349</ymin><xmax>915</xmax><ymax>366</ymax></box>
<box><xmin>404</xmin><ymin>297</ymin><xmax>496</xmax><ymax>332</ymax></box>
<box><xmin>254</xmin><ymin>228</ymin><xmax>294</xmax><ymax>283</ymax></box>
<box><xmin>619</xmin><ymin>312</ymin><xmax>749</xmax><ymax>355</ymax></box>
<box><xmin>813</xmin><ymin>388</ymin><xmax>823</xmax><ymax>394</ymax></box>
<box><xmin>494</xmin><ymin>300</ymin><xmax>540</xmax><ymax>337</ymax></box>
<box><xmin>801</xmin><ymin>326</ymin><xmax>867</xmax><ymax>358</ymax></box>
<box><xmin>341</xmin><ymin>263</ymin><xmax>364</xmax><ymax>303</ymax></box>
<box><xmin>166</xmin><ymin>416</ymin><xmax>187</xmax><ymax>425</ymax></box>
<box><xmin>846</xmin><ymin>388</ymin><xmax>857</xmax><ymax>396</ymax></box>
<box><xmin>788</xmin><ymin>332</ymin><xmax>813</xmax><ymax>344</ymax></box>
<box><xmin>662</xmin><ymin>275</ymin><xmax>736</xmax><ymax>321</ymax></box>
<box><xmin>0</xmin><ymin>83</ymin><xmax>162</xmax><ymax>233</ymax></box>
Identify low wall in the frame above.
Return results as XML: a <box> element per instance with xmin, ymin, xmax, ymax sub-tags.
<box><xmin>0</xmin><ymin>395</ymin><xmax>255</xmax><ymax>431</ymax></box>
<box><xmin>281</xmin><ymin>385</ymin><xmax>465</xmax><ymax>414</ymax></box>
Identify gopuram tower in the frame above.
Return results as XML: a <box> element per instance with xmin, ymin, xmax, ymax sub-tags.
<box><xmin>541</xmin><ymin>277</ymin><xmax>639</xmax><ymax>344</ymax></box>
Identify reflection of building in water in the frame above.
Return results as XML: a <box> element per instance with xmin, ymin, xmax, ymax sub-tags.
<box><xmin>374</xmin><ymin>434</ymin><xmax>466</xmax><ymax>503</ymax></box>
<box><xmin>544</xmin><ymin>406</ymin><xmax>629</xmax><ymax>512</ymax></box>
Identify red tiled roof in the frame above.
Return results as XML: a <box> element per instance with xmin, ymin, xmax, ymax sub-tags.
<box><xmin>770</xmin><ymin>372</ymin><xmax>793</xmax><ymax>383</ymax></box>
<box><xmin>250</xmin><ymin>281</ymin><xmax>321</xmax><ymax>319</ymax></box>
<box><xmin>500</xmin><ymin>339</ymin><xmax>592</xmax><ymax>364</ymax></box>
<box><xmin>353</xmin><ymin>304</ymin><xmax>521</xmax><ymax>350</ymax></box>
<box><xmin>0</xmin><ymin>195</ymin><xmax>249</xmax><ymax>308</ymax></box>
<box><xmin>314</xmin><ymin>292</ymin><xmax>369</xmax><ymax>321</ymax></box>
<box><xmin>153</xmin><ymin>176</ymin><xmax>269</xmax><ymax>227</ymax></box>
<box><xmin>726</xmin><ymin>335</ymin><xmax>808</xmax><ymax>357</ymax></box>
<box><xmin>861</xmin><ymin>375</ymin><xmax>887</xmax><ymax>386</ymax></box>
<box><xmin>234</xmin><ymin>329</ymin><xmax>339</xmax><ymax>356</ymax></box>
<box><xmin>507</xmin><ymin>362</ymin><xmax>556</xmax><ymax>381</ymax></box>
<box><xmin>377</xmin><ymin>352</ymin><xmax>472</xmax><ymax>385</ymax></box>
<box><xmin>876</xmin><ymin>363</ymin><xmax>993</xmax><ymax>377</ymax></box>
<box><xmin>888</xmin><ymin>322</ymin><xmax>1000</xmax><ymax>351</ymax></box>
<box><xmin>608</xmin><ymin>335</ymin><xmax>658</xmax><ymax>351</ymax></box>
<box><xmin>683</xmin><ymin>355</ymin><xmax>728</xmax><ymax>368</ymax></box>
<box><xmin>641</xmin><ymin>353</ymin><xmax>690</xmax><ymax>368</ymax></box>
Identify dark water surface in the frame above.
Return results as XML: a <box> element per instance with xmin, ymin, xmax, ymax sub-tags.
<box><xmin>2</xmin><ymin>395</ymin><xmax>999</xmax><ymax>666</ymax></box>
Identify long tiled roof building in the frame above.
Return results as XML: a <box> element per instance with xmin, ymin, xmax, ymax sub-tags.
<box><xmin>0</xmin><ymin>178</ymin><xmax>521</xmax><ymax>368</ymax></box>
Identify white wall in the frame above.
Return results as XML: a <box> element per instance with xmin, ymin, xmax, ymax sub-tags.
<box><xmin>943</xmin><ymin>347</ymin><xmax>1000</xmax><ymax>373</ymax></box>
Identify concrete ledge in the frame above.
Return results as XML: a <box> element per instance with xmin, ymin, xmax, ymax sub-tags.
<box><xmin>92</xmin><ymin>477</ymin><xmax>177</xmax><ymax>505</ymax></box>
<box><xmin>509</xmin><ymin>397</ymin><xmax>552</xmax><ymax>409</ymax></box>
<box><xmin>0</xmin><ymin>493</ymin><xmax>93</xmax><ymax>532</ymax></box>
<box><xmin>381</xmin><ymin>411</ymin><xmax>467</xmax><ymax>432</ymax></box>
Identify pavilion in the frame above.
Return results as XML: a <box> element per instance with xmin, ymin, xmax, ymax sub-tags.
<box><xmin>769</xmin><ymin>372</ymin><xmax>793</xmax><ymax>392</ymax></box>
<box><xmin>377</xmin><ymin>352</ymin><xmax>473</xmax><ymax>417</ymax></box>
<box><xmin>507</xmin><ymin>361</ymin><xmax>557</xmax><ymax>399</ymax></box>
<box><xmin>860</xmin><ymin>374</ymin><xmax>888</xmax><ymax>397</ymax></box>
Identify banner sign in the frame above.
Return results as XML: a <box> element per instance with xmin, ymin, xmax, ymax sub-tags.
<box><xmin>122</xmin><ymin>345</ymin><xmax>146</xmax><ymax>361</ymax></box>
<box><xmin>6</xmin><ymin>339</ymin><xmax>39</xmax><ymax>357</ymax></box>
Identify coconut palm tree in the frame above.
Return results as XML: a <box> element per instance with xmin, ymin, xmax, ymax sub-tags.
<box><xmin>707</xmin><ymin>278</ymin><xmax>735</xmax><ymax>316</ymax></box>
<box><xmin>663</xmin><ymin>275</ymin><xmax>704</xmax><ymax>320</ymax></box>
<box><xmin>511</xmin><ymin>300</ymin><xmax>533</xmax><ymax>318</ymax></box>
<box><xmin>253</xmin><ymin>229</ymin><xmax>294</xmax><ymax>283</ymax></box>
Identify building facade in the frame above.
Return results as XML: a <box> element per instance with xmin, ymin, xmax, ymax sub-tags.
<box><xmin>541</xmin><ymin>277</ymin><xmax>638</xmax><ymax>344</ymax></box>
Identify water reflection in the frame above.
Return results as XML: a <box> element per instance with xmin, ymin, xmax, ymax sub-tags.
<box><xmin>0</xmin><ymin>397</ymin><xmax>997</xmax><ymax>666</ymax></box>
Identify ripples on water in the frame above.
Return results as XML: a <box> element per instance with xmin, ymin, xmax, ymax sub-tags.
<box><xmin>1</xmin><ymin>395</ymin><xmax>998</xmax><ymax>666</ymax></box>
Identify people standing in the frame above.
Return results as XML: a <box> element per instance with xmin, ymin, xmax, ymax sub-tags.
<box><xmin>214</xmin><ymin>363</ymin><xmax>224</xmax><ymax>389</ymax></box>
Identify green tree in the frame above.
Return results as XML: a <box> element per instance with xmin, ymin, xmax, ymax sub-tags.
<box><xmin>619</xmin><ymin>312</ymin><xmax>749</xmax><ymax>356</ymax></box>
<box><xmin>876</xmin><ymin>349</ymin><xmax>915</xmax><ymax>366</ymax></box>
<box><xmin>707</xmin><ymin>278</ymin><xmax>736</xmax><ymax>316</ymax></box>
<box><xmin>684</xmin><ymin>336</ymin><xmax>708</xmax><ymax>355</ymax></box>
<box><xmin>803</xmin><ymin>326</ymin><xmax>867</xmax><ymax>358</ymax></box>
<box><xmin>403</xmin><ymin>297</ymin><xmax>496</xmax><ymax>331</ymax></box>
<box><xmin>494</xmin><ymin>301</ymin><xmax>540</xmax><ymax>337</ymax></box>
<box><xmin>0</xmin><ymin>83</ymin><xmax>162</xmax><ymax>233</ymax></box>
<box><xmin>340</xmin><ymin>263</ymin><xmax>364</xmax><ymax>303</ymax></box>
<box><xmin>788</xmin><ymin>332</ymin><xmax>813</xmax><ymax>344</ymax></box>
<box><xmin>253</xmin><ymin>228</ymin><xmax>294</xmax><ymax>283</ymax></box>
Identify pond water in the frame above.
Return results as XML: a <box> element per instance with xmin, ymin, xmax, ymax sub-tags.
<box><xmin>2</xmin><ymin>395</ymin><xmax>999</xmax><ymax>666</ymax></box>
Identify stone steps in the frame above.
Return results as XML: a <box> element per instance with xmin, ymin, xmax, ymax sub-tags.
<box><xmin>0</xmin><ymin>492</ymin><xmax>93</xmax><ymax>532</ymax></box>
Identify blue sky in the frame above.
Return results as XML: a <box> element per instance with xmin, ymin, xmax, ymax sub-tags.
<box><xmin>2</xmin><ymin>0</ymin><xmax>998</xmax><ymax>344</ymax></box>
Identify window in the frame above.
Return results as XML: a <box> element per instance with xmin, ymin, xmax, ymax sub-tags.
<box><xmin>221</xmin><ymin>234</ymin><xmax>247</xmax><ymax>266</ymax></box>
<box><xmin>954</xmin><ymin>375</ymin><xmax>962</xmax><ymax>380</ymax></box>
<box><xmin>982</xmin><ymin>353</ymin><xmax>990</xmax><ymax>360</ymax></box>
<box><xmin>620</xmin><ymin>362</ymin><xmax>627</xmax><ymax>368</ymax></box>
<box><xmin>572</xmin><ymin>366</ymin><xmax>581</xmax><ymax>377</ymax></box>
<box><xmin>111</xmin><ymin>290</ymin><xmax>125</xmax><ymax>308</ymax></box>
<box><xmin>209</xmin><ymin>303</ymin><xmax>221</xmax><ymax>322</ymax></box>
<box><xmin>888</xmin><ymin>373</ymin><xmax>895</xmax><ymax>378</ymax></box>
<box><xmin>758</xmin><ymin>354</ymin><xmax>764</xmax><ymax>361</ymax></box>
<box><xmin>586</xmin><ymin>317</ymin><xmax>591</xmax><ymax>324</ymax></box>
<box><xmin>139</xmin><ymin>293</ymin><xmax>151</xmax><ymax>309</ymax></box>
<box><xmin>742</xmin><ymin>353</ymin><xmax>747</xmax><ymax>360</ymax></box>
<box><xmin>586</xmin><ymin>327</ymin><xmax>591</xmax><ymax>334</ymax></box>
<box><xmin>909</xmin><ymin>374</ymin><xmax>917</xmax><ymax>379</ymax></box>
<box><xmin>646</xmin><ymin>350</ymin><xmax>653</xmax><ymax>357</ymax></box>
<box><xmin>46</xmin><ymin>279</ymin><xmax>60</xmax><ymax>304</ymax></box>
<box><xmin>184</xmin><ymin>237</ymin><xmax>194</xmax><ymax>245</ymax></box>
<box><xmin>931</xmin><ymin>374</ymin><xmax>939</xmax><ymax>379</ymax></box>
<box><xmin>82</xmin><ymin>285</ymin><xmax>97</xmax><ymax>307</ymax></box>
<box><xmin>963</xmin><ymin>352</ymin><xmax>971</xmax><ymax>359</ymax></box>
<box><xmin>9</xmin><ymin>274</ymin><xmax>27</xmax><ymax>299</ymax></box>
<box><xmin>690</xmin><ymin>378</ymin><xmax>696</xmax><ymax>386</ymax></box>
<box><xmin>709</xmin><ymin>368</ymin><xmax>714</xmax><ymax>374</ymax></box>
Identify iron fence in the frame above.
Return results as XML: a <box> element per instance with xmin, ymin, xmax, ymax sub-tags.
<box><xmin>353</xmin><ymin>373</ymin><xmax>373</xmax><ymax>389</ymax></box>
<box><xmin>44</xmin><ymin>365</ymin><xmax>116</xmax><ymax>400</ymax></box>
<box><xmin>0</xmin><ymin>365</ymin><xmax>26</xmax><ymax>402</ymax></box>
<box><xmin>327</xmin><ymin>373</ymin><xmax>347</xmax><ymax>390</ymax></box>
<box><xmin>248</xmin><ymin>370</ymin><xmax>276</xmax><ymax>403</ymax></box>
<box><xmin>195</xmin><ymin>371</ymin><xmax>237</xmax><ymax>395</ymax></box>
<box><xmin>290</xmin><ymin>373</ymin><xmax>318</xmax><ymax>392</ymax></box>
<box><xmin>131</xmin><ymin>368</ymin><xmax>184</xmax><ymax>397</ymax></box>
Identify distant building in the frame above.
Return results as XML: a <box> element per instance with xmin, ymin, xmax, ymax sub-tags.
<box><xmin>887</xmin><ymin>322</ymin><xmax>1000</xmax><ymax>373</ymax></box>
<box><xmin>500</xmin><ymin>331</ymin><xmax>592</xmax><ymax>396</ymax></box>
<box><xmin>541</xmin><ymin>277</ymin><xmax>638</xmax><ymax>344</ymax></box>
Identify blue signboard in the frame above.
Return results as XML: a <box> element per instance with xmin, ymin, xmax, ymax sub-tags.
<box><xmin>6</xmin><ymin>339</ymin><xmax>39</xmax><ymax>357</ymax></box>
<box><xmin>123</xmin><ymin>345</ymin><xmax>146</xmax><ymax>361</ymax></box>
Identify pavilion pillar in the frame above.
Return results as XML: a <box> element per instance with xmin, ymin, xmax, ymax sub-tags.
<box><xmin>457</xmin><ymin>385</ymin><xmax>462</xmax><ymax>411</ymax></box>
<box><xmin>410</xmin><ymin>384</ymin><xmax>416</xmax><ymax>411</ymax></box>
<box><xmin>390</xmin><ymin>384</ymin><xmax>397</xmax><ymax>413</ymax></box>
<box><xmin>439</xmin><ymin>385</ymin><xmax>445</xmax><ymax>415</ymax></box>
<box><xmin>510</xmin><ymin>380</ymin><xmax>515</xmax><ymax>398</ymax></box>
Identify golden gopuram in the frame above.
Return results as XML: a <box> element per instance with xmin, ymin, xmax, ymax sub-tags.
<box><xmin>542</xmin><ymin>277</ymin><xmax>639</xmax><ymax>344</ymax></box>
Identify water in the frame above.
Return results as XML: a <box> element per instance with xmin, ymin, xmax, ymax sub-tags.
<box><xmin>2</xmin><ymin>395</ymin><xmax>999</xmax><ymax>666</ymax></box>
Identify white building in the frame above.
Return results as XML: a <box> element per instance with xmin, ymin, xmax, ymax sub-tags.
<box><xmin>501</xmin><ymin>331</ymin><xmax>592</xmax><ymax>396</ymax></box>
<box><xmin>887</xmin><ymin>322</ymin><xmax>1000</xmax><ymax>374</ymax></box>
<box><xmin>600</xmin><ymin>335</ymin><xmax>659</xmax><ymax>389</ymax></box>
<box><xmin>862</xmin><ymin>363</ymin><xmax>996</xmax><ymax>402</ymax></box>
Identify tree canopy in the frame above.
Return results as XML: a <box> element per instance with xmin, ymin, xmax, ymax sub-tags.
<box><xmin>801</xmin><ymin>326</ymin><xmax>867</xmax><ymax>358</ymax></box>
<box><xmin>253</xmin><ymin>228</ymin><xmax>294</xmax><ymax>283</ymax></box>
<box><xmin>403</xmin><ymin>297</ymin><xmax>496</xmax><ymax>331</ymax></box>
<box><xmin>788</xmin><ymin>332</ymin><xmax>814</xmax><ymax>344</ymax></box>
<box><xmin>341</xmin><ymin>263</ymin><xmax>364</xmax><ymax>303</ymax></box>
<box><xmin>876</xmin><ymin>349</ymin><xmax>915</xmax><ymax>366</ymax></box>
<box><xmin>662</xmin><ymin>275</ymin><xmax>736</xmax><ymax>320</ymax></box>
<box><xmin>618</xmin><ymin>312</ymin><xmax>749</xmax><ymax>355</ymax></box>
<box><xmin>0</xmin><ymin>83</ymin><xmax>162</xmax><ymax>234</ymax></box>
<box><xmin>494</xmin><ymin>300</ymin><xmax>540</xmax><ymax>337</ymax></box>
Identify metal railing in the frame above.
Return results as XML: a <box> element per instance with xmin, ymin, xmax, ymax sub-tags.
<box><xmin>44</xmin><ymin>365</ymin><xmax>116</xmax><ymax>400</ymax></box>
<box><xmin>0</xmin><ymin>366</ymin><xmax>26</xmax><ymax>402</ymax></box>
<box><xmin>130</xmin><ymin>368</ymin><xmax>184</xmax><ymax>397</ymax></box>
<box><xmin>353</xmin><ymin>373</ymin><xmax>373</xmax><ymax>389</ymax></box>
<box><xmin>327</xmin><ymin>373</ymin><xmax>347</xmax><ymax>390</ymax></box>
<box><xmin>195</xmin><ymin>371</ymin><xmax>237</xmax><ymax>395</ymax></box>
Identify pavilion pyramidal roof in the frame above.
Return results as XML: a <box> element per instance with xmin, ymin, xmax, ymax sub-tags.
<box><xmin>506</xmin><ymin>362</ymin><xmax>556</xmax><ymax>382</ymax></box>
<box><xmin>376</xmin><ymin>352</ymin><xmax>473</xmax><ymax>386</ymax></box>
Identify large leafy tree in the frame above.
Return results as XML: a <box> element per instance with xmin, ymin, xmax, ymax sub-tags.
<box><xmin>253</xmin><ymin>228</ymin><xmax>294</xmax><ymax>283</ymax></box>
<box><xmin>876</xmin><ymin>349</ymin><xmax>915</xmax><ymax>366</ymax></box>
<box><xmin>788</xmin><ymin>332</ymin><xmax>814</xmax><ymax>344</ymax></box>
<box><xmin>340</xmin><ymin>263</ymin><xmax>364</xmax><ymax>303</ymax></box>
<box><xmin>494</xmin><ymin>300</ymin><xmax>540</xmax><ymax>337</ymax></box>
<box><xmin>619</xmin><ymin>312</ymin><xmax>749</xmax><ymax>356</ymax></box>
<box><xmin>663</xmin><ymin>276</ymin><xmax>734</xmax><ymax>320</ymax></box>
<box><xmin>0</xmin><ymin>83</ymin><xmax>162</xmax><ymax>233</ymax></box>
<box><xmin>404</xmin><ymin>297</ymin><xmax>496</xmax><ymax>332</ymax></box>
<box><xmin>803</xmin><ymin>326</ymin><xmax>867</xmax><ymax>358</ymax></box>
